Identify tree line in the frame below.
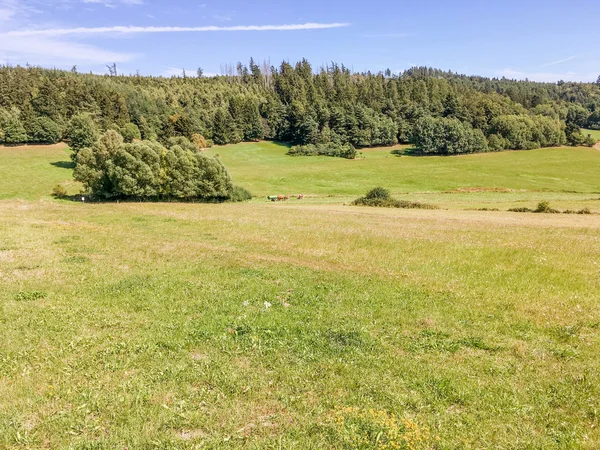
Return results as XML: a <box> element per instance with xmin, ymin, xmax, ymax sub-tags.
<box><xmin>0</xmin><ymin>61</ymin><xmax>599</xmax><ymax>154</ymax></box>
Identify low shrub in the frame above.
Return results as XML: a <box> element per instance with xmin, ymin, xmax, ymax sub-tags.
<box><xmin>191</xmin><ymin>133</ymin><xmax>210</xmax><ymax>149</ymax></box>
<box><xmin>397</xmin><ymin>200</ymin><xmax>439</xmax><ymax>209</ymax></box>
<box><xmin>228</xmin><ymin>185</ymin><xmax>253</xmax><ymax>202</ymax></box>
<box><xmin>534</xmin><ymin>201</ymin><xmax>560</xmax><ymax>214</ymax></box>
<box><xmin>365</xmin><ymin>187</ymin><xmax>391</xmax><ymax>200</ymax></box>
<box><xmin>352</xmin><ymin>188</ymin><xmax>439</xmax><ymax>209</ymax></box>
<box><xmin>509</xmin><ymin>202</ymin><xmax>592</xmax><ymax>214</ymax></box>
<box><xmin>563</xmin><ymin>208</ymin><xmax>592</xmax><ymax>215</ymax></box>
<box><xmin>288</xmin><ymin>142</ymin><xmax>356</xmax><ymax>159</ymax></box>
<box><xmin>508</xmin><ymin>207</ymin><xmax>534</xmax><ymax>213</ymax></box>
<box><xmin>52</xmin><ymin>184</ymin><xmax>68</xmax><ymax>198</ymax></box>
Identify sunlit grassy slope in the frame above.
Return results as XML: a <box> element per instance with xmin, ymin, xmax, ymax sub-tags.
<box><xmin>205</xmin><ymin>141</ymin><xmax>600</xmax><ymax>196</ymax></box>
<box><xmin>0</xmin><ymin>144</ymin><xmax>78</xmax><ymax>200</ymax></box>
<box><xmin>1</xmin><ymin>142</ymin><xmax>600</xmax><ymax>448</ymax></box>
<box><xmin>582</xmin><ymin>128</ymin><xmax>600</xmax><ymax>142</ymax></box>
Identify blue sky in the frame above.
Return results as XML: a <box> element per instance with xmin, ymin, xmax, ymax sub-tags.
<box><xmin>0</xmin><ymin>0</ymin><xmax>599</xmax><ymax>82</ymax></box>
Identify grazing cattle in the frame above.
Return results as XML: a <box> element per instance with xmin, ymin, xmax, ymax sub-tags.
<box><xmin>277</xmin><ymin>195</ymin><xmax>289</xmax><ymax>201</ymax></box>
<box><xmin>297</xmin><ymin>194</ymin><xmax>304</xmax><ymax>200</ymax></box>
<box><xmin>267</xmin><ymin>196</ymin><xmax>278</xmax><ymax>202</ymax></box>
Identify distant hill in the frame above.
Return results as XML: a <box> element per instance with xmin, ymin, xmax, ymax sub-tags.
<box><xmin>1</xmin><ymin>61</ymin><xmax>599</xmax><ymax>153</ymax></box>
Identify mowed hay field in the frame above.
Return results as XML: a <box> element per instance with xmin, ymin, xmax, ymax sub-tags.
<box><xmin>1</xmin><ymin>143</ymin><xmax>600</xmax><ymax>449</ymax></box>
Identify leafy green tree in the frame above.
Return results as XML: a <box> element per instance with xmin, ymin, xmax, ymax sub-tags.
<box><xmin>29</xmin><ymin>117</ymin><xmax>62</xmax><ymax>143</ymax></box>
<box><xmin>565</xmin><ymin>123</ymin><xmax>595</xmax><ymax>146</ymax></box>
<box><xmin>75</xmin><ymin>131</ymin><xmax>235</xmax><ymax>200</ymax></box>
<box><xmin>2</xmin><ymin>116</ymin><xmax>28</xmax><ymax>144</ymax></box>
<box><xmin>138</xmin><ymin>116</ymin><xmax>157</xmax><ymax>140</ymax></box>
<box><xmin>412</xmin><ymin>116</ymin><xmax>487</xmax><ymax>154</ymax></box>
<box><xmin>565</xmin><ymin>104</ymin><xmax>589</xmax><ymax>127</ymax></box>
<box><xmin>120</xmin><ymin>123</ymin><xmax>142</xmax><ymax>143</ymax></box>
<box><xmin>587</xmin><ymin>110</ymin><xmax>600</xmax><ymax>130</ymax></box>
<box><xmin>65</xmin><ymin>113</ymin><xmax>99</xmax><ymax>154</ymax></box>
<box><xmin>1</xmin><ymin>61</ymin><xmax>600</xmax><ymax>154</ymax></box>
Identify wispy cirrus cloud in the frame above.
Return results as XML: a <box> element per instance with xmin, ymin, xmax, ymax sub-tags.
<box><xmin>0</xmin><ymin>35</ymin><xmax>134</xmax><ymax>63</ymax></box>
<box><xmin>0</xmin><ymin>18</ymin><xmax>350</xmax><ymax>66</ymax></box>
<box><xmin>541</xmin><ymin>55</ymin><xmax>579</xmax><ymax>67</ymax></box>
<box><xmin>0</xmin><ymin>0</ymin><xmax>350</xmax><ymax>67</ymax></box>
<box><xmin>83</xmin><ymin>0</ymin><xmax>144</xmax><ymax>7</ymax></box>
<box><xmin>2</xmin><ymin>22</ymin><xmax>351</xmax><ymax>37</ymax></box>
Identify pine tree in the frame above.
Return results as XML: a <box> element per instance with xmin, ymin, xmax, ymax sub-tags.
<box><xmin>2</xmin><ymin>116</ymin><xmax>28</xmax><ymax>144</ymax></box>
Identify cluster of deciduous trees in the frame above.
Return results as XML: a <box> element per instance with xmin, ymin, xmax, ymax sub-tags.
<box><xmin>287</xmin><ymin>142</ymin><xmax>356</xmax><ymax>159</ymax></box>
<box><xmin>74</xmin><ymin>130</ymin><xmax>245</xmax><ymax>201</ymax></box>
<box><xmin>0</xmin><ymin>61</ymin><xmax>598</xmax><ymax>154</ymax></box>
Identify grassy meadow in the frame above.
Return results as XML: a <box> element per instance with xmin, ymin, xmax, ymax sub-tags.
<box><xmin>1</xmin><ymin>142</ymin><xmax>600</xmax><ymax>449</ymax></box>
<box><xmin>583</xmin><ymin>129</ymin><xmax>600</xmax><ymax>143</ymax></box>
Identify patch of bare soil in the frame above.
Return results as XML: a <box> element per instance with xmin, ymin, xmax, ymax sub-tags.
<box><xmin>444</xmin><ymin>187</ymin><xmax>517</xmax><ymax>193</ymax></box>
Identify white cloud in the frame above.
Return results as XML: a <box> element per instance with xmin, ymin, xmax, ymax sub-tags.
<box><xmin>0</xmin><ymin>0</ymin><xmax>349</xmax><ymax>68</ymax></box>
<box><xmin>1</xmin><ymin>22</ymin><xmax>351</xmax><ymax>37</ymax></box>
<box><xmin>82</xmin><ymin>0</ymin><xmax>143</xmax><ymax>6</ymax></box>
<box><xmin>0</xmin><ymin>7</ymin><xmax>15</xmax><ymax>21</ymax></box>
<box><xmin>0</xmin><ymin>35</ymin><xmax>134</xmax><ymax>63</ymax></box>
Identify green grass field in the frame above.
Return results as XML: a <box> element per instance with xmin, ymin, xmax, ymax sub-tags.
<box><xmin>583</xmin><ymin>128</ymin><xmax>600</xmax><ymax>143</ymax></box>
<box><xmin>1</xmin><ymin>143</ymin><xmax>600</xmax><ymax>449</ymax></box>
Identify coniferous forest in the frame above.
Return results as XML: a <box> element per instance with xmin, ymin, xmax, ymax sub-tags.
<box><xmin>1</xmin><ymin>60</ymin><xmax>599</xmax><ymax>154</ymax></box>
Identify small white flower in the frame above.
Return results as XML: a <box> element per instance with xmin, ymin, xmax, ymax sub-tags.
<box><xmin>243</xmin><ymin>300</ymin><xmax>249</xmax><ymax>307</ymax></box>
<box><xmin>264</xmin><ymin>301</ymin><xmax>272</xmax><ymax>309</ymax></box>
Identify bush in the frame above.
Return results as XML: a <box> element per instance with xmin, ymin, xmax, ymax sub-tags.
<box><xmin>165</xmin><ymin>136</ymin><xmax>198</xmax><ymax>152</ymax></box>
<box><xmin>191</xmin><ymin>133</ymin><xmax>209</xmax><ymax>149</ymax></box>
<box><xmin>352</xmin><ymin>188</ymin><xmax>438</xmax><ymax>209</ymax></box>
<box><xmin>508</xmin><ymin>207</ymin><xmax>533</xmax><ymax>213</ymax></box>
<box><xmin>227</xmin><ymin>185</ymin><xmax>253</xmax><ymax>202</ymax></box>
<box><xmin>52</xmin><ymin>184</ymin><xmax>68</xmax><ymax>198</ymax></box>
<box><xmin>364</xmin><ymin>187</ymin><xmax>391</xmax><ymax>200</ymax></box>
<box><xmin>74</xmin><ymin>130</ymin><xmax>235</xmax><ymax>201</ymax></box>
<box><xmin>490</xmin><ymin>115</ymin><xmax>565</xmax><ymax>150</ymax></box>
<box><xmin>412</xmin><ymin>116</ymin><xmax>488</xmax><ymax>155</ymax></box>
<box><xmin>509</xmin><ymin>201</ymin><xmax>561</xmax><ymax>214</ymax></box>
<box><xmin>563</xmin><ymin>208</ymin><xmax>592</xmax><ymax>215</ymax></box>
<box><xmin>534</xmin><ymin>201</ymin><xmax>560</xmax><ymax>214</ymax></box>
<box><xmin>30</xmin><ymin>117</ymin><xmax>62</xmax><ymax>144</ymax></box>
<box><xmin>287</xmin><ymin>142</ymin><xmax>356</xmax><ymax>159</ymax></box>
<box><xmin>487</xmin><ymin>134</ymin><xmax>510</xmax><ymax>152</ymax></box>
<box><xmin>65</xmin><ymin>113</ymin><xmax>99</xmax><ymax>155</ymax></box>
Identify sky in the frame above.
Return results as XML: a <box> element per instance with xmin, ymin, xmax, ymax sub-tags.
<box><xmin>0</xmin><ymin>0</ymin><xmax>599</xmax><ymax>82</ymax></box>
